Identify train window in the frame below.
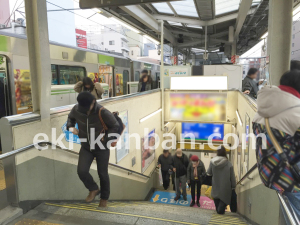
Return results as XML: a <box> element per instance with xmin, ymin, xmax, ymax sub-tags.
<box><xmin>134</xmin><ymin>71</ymin><xmax>140</xmax><ymax>81</ymax></box>
<box><xmin>51</xmin><ymin>65</ymin><xmax>58</xmax><ymax>85</ymax></box>
<box><xmin>58</xmin><ymin>66</ymin><xmax>85</xmax><ymax>85</ymax></box>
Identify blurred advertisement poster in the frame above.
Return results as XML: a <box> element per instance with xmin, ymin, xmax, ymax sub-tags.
<box><xmin>14</xmin><ymin>69</ymin><xmax>32</xmax><ymax>114</ymax></box>
<box><xmin>88</xmin><ymin>72</ymin><xmax>99</xmax><ymax>83</ymax></box>
<box><xmin>75</xmin><ymin>29</ymin><xmax>87</xmax><ymax>49</ymax></box>
<box><xmin>99</xmin><ymin>66</ymin><xmax>113</xmax><ymax>97</ymax></box>
<box><xmin>141</xmin><ymin>129</ymin><xmax>156</xmax><ymax>173</ymax></box>
<box><xmin>115</xmin><ymin>74</ymin><xmax>123</xmax><ymax>96</ymax></box>
<box><xmin>116</xmin><ymin>110</ymin><xmax>129</xmax><ymax>163</ymax></box>
<box><xmin>170</xmin><ymin>93</ymin><xmax>227</xmax><ymax>121</ymax></box>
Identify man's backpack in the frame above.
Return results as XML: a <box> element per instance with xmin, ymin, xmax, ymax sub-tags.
<box><xmin>99</xmin><ymin>107</ymin><xmax>125</xmax><ymax>147</ymax></box>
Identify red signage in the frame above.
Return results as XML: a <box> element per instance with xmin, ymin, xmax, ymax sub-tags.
<box><xmin>75</xmin><ymin>29</ymin><xmax>87</xmax><ymax>49</ymax></box>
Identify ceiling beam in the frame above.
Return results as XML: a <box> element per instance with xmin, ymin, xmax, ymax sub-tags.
<box><xmin>153</xmin><ymin>14</ymin><xmax>207</xmax><ymax>26</ymax></box>
<box><xmin>120</xmin><ymin>5</ymin><xmax>176</xmax><ymax>44</ymax></box>
<box><xmin>153</xmin><ymin>12</ymin><xmax>239</xmax><ymax>26</ymax></box>
<box><xmin>210</xmin><ymin>30</ymin><xmax>228</xmax><ymax>38</ymax></box>
<box><xmin>234</xmin><ymin>0</ymin><xmax>253</xmax><ymax>38</ymax></box>
<box><xmin>177</xmin><ymin>40</ymin><xmax>204</xmax><ymax>48</ymax></box>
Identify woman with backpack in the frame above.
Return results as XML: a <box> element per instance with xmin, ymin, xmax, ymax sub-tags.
<box><xmin>74</xmin><ymin>77</ymin><xmax>104</xmax><ymax>99</ymax></box>
<box><xmin>187</xmin><ymin>155</ymin><xmax>206</xmax><ymax>207</ymax></box>
<box><xmin>253</xmin><ymin>69</ymin><xmax>300</xmax><ymax>221</ymax></box>
<box><xmin>207</xmin><ymin>146</ymin><xmax>236</xmax><ymax>214</ymax></box>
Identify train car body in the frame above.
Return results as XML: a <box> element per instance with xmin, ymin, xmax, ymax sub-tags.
<box><xmin>0</xmin><ymin>31</ymin><xmax>160</xmax><ymax>117</ymax></box>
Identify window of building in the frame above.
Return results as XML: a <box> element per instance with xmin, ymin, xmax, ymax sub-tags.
<box><xmin>293</xmin><ymin>26</ymin><xmax>295</xmax><ymax>31</ymax></box>
<box><xmin>101</xmin><ymin>42</ymin><xmax>104</xmax><ymax>45</ymax></box>
<box><xmin>293</xmin><ymin>34</ymin><xmax>295</xmax><ymax>39</ymax></box>
<box><xmin>292</xmin><ymin>43</ymin><xmax>295</xmax><ymax>47</ymax></box>
<box><xmin>57</xmin><ymin>65</ymin><xmax>86</xmax><ymax>85</ymax></box>
<box><xmin>109</xmin><ymin>40</ymin><xmax>115</xmax><ymax>45</ymax></box>
<box><xmin>292</xmin><ymin>51</ymin><xmax>294</xmax><ymax>55</ymax></box>
<box><xmin>132</xmin><ymin>50</ymin><xmax>134</xmax><ymax>55</ymax></box>
<box><xmin>121</xmin><ymin>42</ymin><xmax>124</xmax><ymax>47</ymax></box>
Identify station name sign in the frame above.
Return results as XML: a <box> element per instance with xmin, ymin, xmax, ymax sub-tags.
<box><xmin>80</xmin><ymin>0</ymin><xmax>182</xmax><ymax>9</ymax></box>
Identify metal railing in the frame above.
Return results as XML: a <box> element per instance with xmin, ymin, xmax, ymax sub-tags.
<box><xmin>0</xmin><ymin>141</ymin><xmax>157</xmax><ymax>179</ymax></box>
<box><xmin>236</xmin><ymin>163</ymin><xmax>299</xmax><ymax>225</ymax></box>
<box><xmin>236</xmin><ymin>163</ymin><xmax>257</xmax><ymax>186</ymax></box>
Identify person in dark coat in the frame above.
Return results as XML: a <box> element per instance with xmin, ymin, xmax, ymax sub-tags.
<box><xmin>172</xmin><ymin>149</ymin><xmax>189</xmax><ymax>201</ymax></box>
<box><xmin>242</xmin><ymin>68</ymin><xmax>263</xmax><ymax>99</ymax></box>
<box><xmin>138</xmin><ymin>70</ymin><xmax>152</xmax><ymax>92</ymax></box>
<box><xmin>207</xmin><ymin>146</ymin><xmax>236</xmax><ymax>214</ymax></box>
<box><xmin>187</xmin><ymin>155</ymin><xmax>206</xmax><ymax>207</ymax></box>
<box><xmin>158</xmin><ymin>150</ymin><xmax>173</xmax><ymax>190</ymax></box>
<box><xmin>67</xmin><ymin>92</ymin><xmax>120</xmax><ymax>207</ymax></box>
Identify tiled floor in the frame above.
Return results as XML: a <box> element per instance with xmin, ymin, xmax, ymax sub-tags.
<box><xmin>15</xmin><ymin>219</ymin><xmax>63</xmax><ymax>225</ymax></box>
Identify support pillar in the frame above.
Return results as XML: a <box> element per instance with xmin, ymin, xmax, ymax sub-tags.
<box><xmin>25</xmin><ymin>0</ymin><xmax>52</xmax><ymax>119</ymax></box>
<box><xmin>160</xmin><ymin>20</ymin><xmax>164</xmax><ymax>131</ymax></box>
<box><xmin>267</xmin><ymin>0</ymin><xmax>293</xmax><ymax>86</ymax></box>
<box><xmin>192</xmin><ymin>54</ymin><xmax>196</xmax><ymax>65</ymax></box>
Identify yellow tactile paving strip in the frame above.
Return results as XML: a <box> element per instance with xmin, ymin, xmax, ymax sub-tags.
<box><xmin>0</xmin><ymin>169</ymin><xmax>6</xmax><ymax>191</ymax></box>
<box><xmin>45</xmin><ymin>202</ymin><xmax>200</xmax><ymax>225</ymax></box>
<box><xmin>15</xmin><ymin>219</ymin><xmax>63</xmax><ymax>225</ymax></box>
<box><xmin>208</xmin><ymin>213</ymin><xmax>248</xmax><ymax>225</ymax></box>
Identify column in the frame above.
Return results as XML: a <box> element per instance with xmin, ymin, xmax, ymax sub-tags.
<box><xmin>267</xmin><ymin>0</ymin><xmax>293</xmax><ymax>86</ymax></box>
<box><xmin>25</xmin><ymin>0</ymin><xmax>52</xmax><ymax>119</ymax></box>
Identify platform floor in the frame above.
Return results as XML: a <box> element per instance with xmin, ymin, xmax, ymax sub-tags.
<box><xmin>7</xmin><ymin>201</ymin><xmax>250</xmax><ymax>225</ymax></box>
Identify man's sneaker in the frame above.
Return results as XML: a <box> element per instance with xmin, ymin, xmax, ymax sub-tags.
<box><xmin>85</xmin><ymin>190</ymin><xmax>100</xmax><ymax>203</ymax></box>
<box><xmin>174</xmin><ymin>195</ymin><xmax>180</xmax><ymax>201</ymax></box>
<box><xmin>197</xmin><ymin>202</ymin><xmax>200</xmax><ymax>207</ymax></box>
<box><xmin>190</xmin><ymin>201</ymin><xmax>195</xmax><ymax>207</ymax></box>
<box><xmin>183</xmin><ymin>196</ymin><xmax>187</xmax><ymax>201</ymax></box>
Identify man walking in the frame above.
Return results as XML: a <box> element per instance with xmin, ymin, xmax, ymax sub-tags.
<box><xmin>67</xmin><ymin>92</ymin><xmax>120</xmax><ymax>207</ymax></box>
<box><xmin>172</xmin><ymin>149</ymin><xmax>189</xmax><ymax>201</ymax></box>
<box><xmin>158</xmin><ymin>150</ymin><xmax>172</xmax><ymax>190</ymax></box>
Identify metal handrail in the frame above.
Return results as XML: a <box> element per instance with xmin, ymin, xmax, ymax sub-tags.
<box><xmin>277</xmin><ymin>192</ymin><xmax>299</xmax><ymax>225</ymax></box>
<box><xmin>236</xmin><ymin>163</ymin><xmax>257</xmax><ymax>186</ymax></box>
<box><xmin>0</xmin><ymin>141</ymin><xmax>156</xmax><ymax>179</ymax></box>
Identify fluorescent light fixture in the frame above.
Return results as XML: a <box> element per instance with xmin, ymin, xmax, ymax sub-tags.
<box><xmin>164</xmin><ymin>122</ymin><xmax>170</xmax><ymax>127</ymax></box>
<box><xmin>170</xmin><ymin>76</ymin><xmax>228</xmax><ymax>91</ymax></box>
<box><xmin>260</xmin><ymin>32</ymin><xmax>268</xmax><ymax>39</ymax></box>
<box><xmin>236</xmin><ymin>110</ymin><xmax>243</xmax><ymax>126</ymax></box>
<box><xmin>144</xmin><ymin>35</ymin><xmax>160</xmax><ymax>45</ymax></box>
<box><xmin>111</xmin><ymin>18</ymin><xmax>140</xmax><ymax>33</ymax></box>
<box><xmin>140</xmin><ymin>109</ymin><xmax>162</xmax><ymax>123</ymax></box>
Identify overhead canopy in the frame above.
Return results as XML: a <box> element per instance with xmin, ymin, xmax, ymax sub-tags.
<box><xmin>79</xmin><ymin>0</ymin><xmax>299</xmax><ymax>56</ymax></box>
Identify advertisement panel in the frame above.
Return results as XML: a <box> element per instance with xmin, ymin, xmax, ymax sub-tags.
<box><xmin>14</xmin><ymin>69</ymin><xmax>32</xmax><ymax>114</ymax></box>
<box><xmin>115</xmin><ymin>73</ymin><xmax>123</xmax><ymax>96</ymax></box>
<box><xmin>99</xmin><ymin>66</ymin><xmax>113</xmax><ymax>97</ymax></box>
<box><xmin>170</xmin><ymin>93</ymin><xmax>227</xmax><ymax>121</ymax></box>
<box><xmin>141</xmin><ymin>129</ymin><xmax>156</xmax><ymax>173</ymax></box>
<box><xmin>181</xmin><ymin>123</ymin><xmax>224</xmax><ymax>142</ymax></box>
<box><xmin>75</xmin><ymin>29</ymin><xmax>87</xmax><ymax>49</ymax></box>
<box><xmin>116</xmin><ymin>110</ymin><xmax>129</xmax><ymax>163</ymax></box>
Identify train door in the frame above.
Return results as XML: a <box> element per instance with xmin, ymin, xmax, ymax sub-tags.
<box><xmin>0</xmin><ymin>55</ymin><xmax>11</xmax><ymax>118</ymax></box>
<box><xmin>134</xmin><ymin>70</ymin><xmax>140</xmax><ymax>81</ymax></box>
<box><xmin>123</xmin><ymin>70</ymin><xmax>129</xmax><ymax>95</ymax></box>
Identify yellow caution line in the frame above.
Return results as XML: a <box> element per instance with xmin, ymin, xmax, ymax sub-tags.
<box><xmin>72</xmin><ymin>202</ymin><xmax>131</xmax><ymax>208</ymax></box>
<box><xmin>45</xmin><ymin>203</ymin><xmax>200</xmax><ymax>225</ymax></box>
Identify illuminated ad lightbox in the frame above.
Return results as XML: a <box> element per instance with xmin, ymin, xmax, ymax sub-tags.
<box><xmin>170</xmin><ymin>76</ymin><xmax>228</xmax><ymax>91</ymax></box>
<box><xmin>182</xmin><ymin>123</ymin><xmax>224</xmax><ymax>142</ymax></box>
<box><xmin>170</xmin><ymin>93</ymin><xmax>227</xmax><ymax>121</ymax></box>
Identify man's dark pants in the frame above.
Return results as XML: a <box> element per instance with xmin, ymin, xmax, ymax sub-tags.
<box><xmin>161</xmin><ymin>170</ymin><xmax>170</xmax><ymax>190</ymax></box>
<box><xmin>77</xmin><ymin>146</ymin><xmax>110</xmax><ymax>200</ymax></box>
